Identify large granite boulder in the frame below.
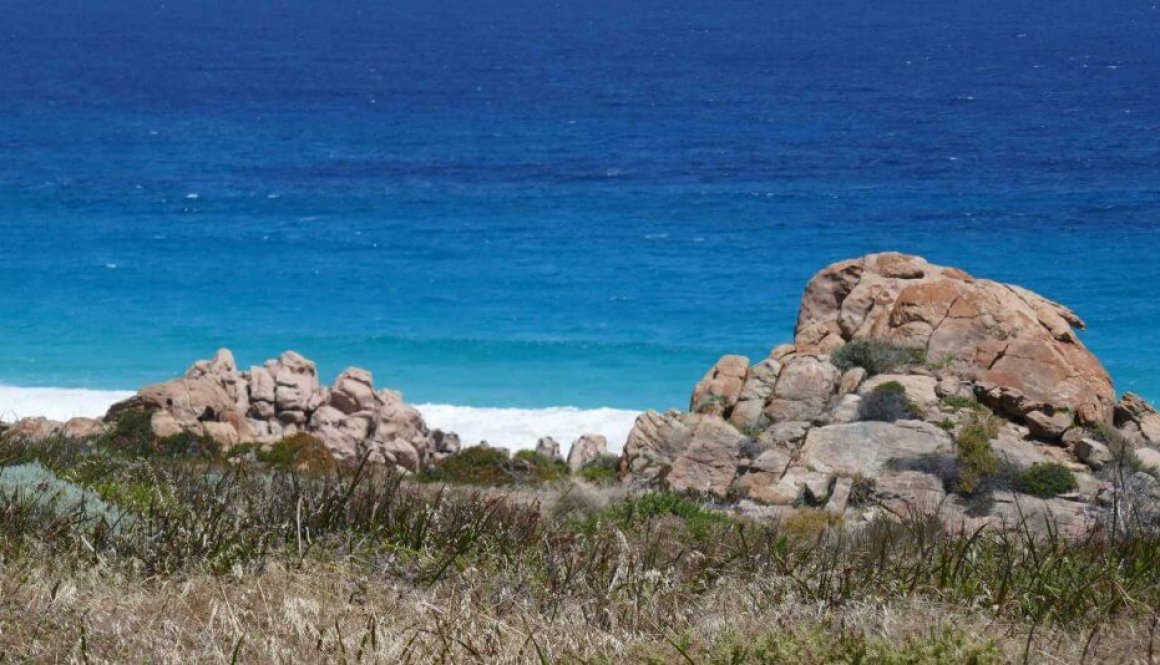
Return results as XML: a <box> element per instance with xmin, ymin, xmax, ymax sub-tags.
<box><xmin>621</xmin><ymin>410</ymin><xmax>700</xmax><ymax>484</ymax></box>
<box><xmin>796</xmin><ymin>420</ymin><xmax>953</xmax><ymax>478</ymax></box>
<box><xmin>664</xmin><ymin>416</ymin><xmax>748</xmax><ymax>498</ymax></box>
<box><xmin>764</xmin><ymin>354</ymin><xmax>841</xmax><ymax>423</ymax></box>
<box><xmin>793</xmin><ymin>252</ymin><xmax>1114</xmax><ymax>425</ymax></box>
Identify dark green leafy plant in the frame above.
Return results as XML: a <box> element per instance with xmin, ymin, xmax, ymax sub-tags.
<box><xmin>831</xmin><ymin>340</ymin><xmax>925</xmax><ymax>376</ymax></box>
<box><xmin>1015</xmin><ymin>463</ymin><xmax>1078</xmax><ymax>498</ymax></box>
<box><xmin>858</xmin><ymin>381</ymin><xmax>923</xmax><ymax>422</ymax></box>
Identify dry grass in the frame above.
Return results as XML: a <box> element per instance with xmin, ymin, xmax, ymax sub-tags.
<box><xmin>2</xmin><ymin>554</ymin><xmax>1156</xmax><ymax>663</ymax></box>
<box><xmin>3</xmin><ymin>430</ymin><xmax>1160</xmax><ymax>662</ymax></box>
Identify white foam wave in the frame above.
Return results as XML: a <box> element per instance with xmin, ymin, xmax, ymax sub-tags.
<box><xmin>0</xmin><ymin>385</ymin><xmax>134</xmax><ymax>423</ymax></box>
<box><xmin>0</xmin><ymin>384</ymin><xmax>641</xmax><ymax>453</ymax></box>
<box><xmin>416</xmin><ymin>404</ymin><xmax>640</xmax><ymax>453</ymax></box>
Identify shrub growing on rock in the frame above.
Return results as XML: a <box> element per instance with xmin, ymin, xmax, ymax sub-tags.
<box><xmin>953</xmin><ymin>413</ymin><xmax>1000</xmax><ymax>496</ymax></box>
<box><xmin>858</xmin><ymin>381</ymin><xmax>922</xmax><ymax>422</ymax></box>
<box><xmin>1015</xmin><ymin>463</ymin><xmax>1078</xmax><ymax>498</ymax></box>
<box><xmin>831</xmin><ymin>340</ymin><xmax>925</xmax><ymax>376</ymax></box>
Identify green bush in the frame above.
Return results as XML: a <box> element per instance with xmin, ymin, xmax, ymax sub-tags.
<box><xmin>941</xmin><ymin>394</ymin><xmax>980</xmax><ymax>412</ymax></box>
<box><xmin>98</xmin><ymin>410</ymin><xmax>220</xmax><ymax>459</ymax></box>
<box><xmin>421</xmin><ymin>446</ymin><xmax>513</xmax><ymax>485</ymax></box>
<box><xmin>512</xmin><ymin>450</ymin><xmax>570</xmax><ymax>483</ymax></box>
<box><xmin>585</xmin><ymin>491</ymin><xmax>733</xmax><ymax>540</ymax></box>
<box><xmin>1015</xmin><ymin>463</ymin><xmax>1078</xmax><ymax>498</ymax></box>
<box><xmin>422</xmin><ymin>446</ymin><xmax>570</xmax><ymax>487</ymax></box>
<box><xmin>578</xmin><ymin>454</ymin><xmax>620</xmax><ymax>485</ymax></box>
<box><xmin>858</xmin><ymin>381</ymin><xmax>922</xmax><ymax>422</ymax></box>
<box><xmin>832</xmin><ymin>340</ymin><xmax>925</xmax><ymax>376</ymax></box>
<box><xmin>257</xmin><ymin>433</ymin><xmax>335</xmax><ymax>473</ymax></box>
<box><xmin>954</xmin><ymin>414</ymin><xmax>1000</xmax><ymax>496</ymax></box>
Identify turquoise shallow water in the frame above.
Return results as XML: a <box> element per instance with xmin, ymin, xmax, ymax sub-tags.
<box><xmin>1</xmin><ymin>0</ymin><xmax>1158</xmax><ymax>412</ymax></box>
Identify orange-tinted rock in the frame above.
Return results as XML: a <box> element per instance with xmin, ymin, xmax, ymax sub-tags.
<box><xmin>690</xmin><ymin>354</ymin><xmax>749</xmax><ymax>416</ymax></box>
<box><xmin>794</xmin><ymin>252</ymin><xmax>1114</xmax><ymax>424</ymax></box>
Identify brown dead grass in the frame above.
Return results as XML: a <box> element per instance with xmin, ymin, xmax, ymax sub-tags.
<box><xmin>0</xmin><ymin>554</ymin><xmax>1155</xmax><ymax>663</ymax></box>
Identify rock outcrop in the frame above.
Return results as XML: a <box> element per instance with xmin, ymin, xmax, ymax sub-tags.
<box><xmin>1</xmin><ymin>416</ymin><xmax>108</xmax><ymax>443</ymax></box>
<box><xmin>621</xmin><ymin>252</ymin><xmax>1138</xmax><ymax>534</ymax></box>
<box><xmin>105</xmin><ymin>349</ymin><xmax>439</xmax><ymax>471</ymax></box>
<box><xmin>566</xmin><ymin>434</ymin><xmax>608</xmax><ymax>473</ymax></box>
<box><xmin>793</xmin><ymin>252</ymin><xmax>1114</xmax><ymax>425</ymax></box>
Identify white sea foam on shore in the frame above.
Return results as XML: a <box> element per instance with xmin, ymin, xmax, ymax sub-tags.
<box><xmin>0</xmin><ymin>385</ymin><xmax>641</xmax><ymax>453</ymax></box>
<box><xmin>0</xmin><ymin>385</ymin><xmax>135</xmax><ymax>423</ymax></box>
<box><xmin>415</xmin><ymin>404</ymin><xmax>640</xmax><ymax>453</ymax></box>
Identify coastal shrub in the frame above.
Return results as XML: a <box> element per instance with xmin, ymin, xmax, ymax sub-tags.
<box><xmin>99</xmin><ymin>410</ymin><xmax>221</xmax><ymax>459</ymax></box>
<box><xmin>831</xmin><ymin>340</ymin><xmax>925</xmax><ymax>376</ymax></box>
<box><xmin>1015</xmin><ymin>463</ymin><xmax>1078</xmax><ymax>498</ymax></box>
<box><xmin>953</xmin><ymin>413</ymin><xmax>1000</xmax><ymax>495</ymax></box>
<box><xmin>579</xmin><ymin>454</ymin><xmax>620</xmax><ymax>485</ymax></box>
<box><xmin>421</xmin><ymin>445</ymin><xmax>514</xmax><ymax>486</ymax></box>
<box><xmin>857</xmin><ymin>381</ymin><xmax>922</xmax><ymax>422</ymax></box>
<box><xmin>941</xmin><ymin>394</ymin><xmax>980</xmax><ymax>412</ymax></box>
<box><xmin>257</xmin><ymin>433</ymin><xmax>335</xmax><ymax>473</ymax></box>
<box><xmin>97</xmin><ymin>409</ymin><xmax>155</xmax><ymax>456</ymax></box>
<box><xmin>585</xmin><ymin>490</ymin><xmax>733</xmax><ymax>540</ymax></box>
<box><xmin>512</xmin><ymin>449</ymin><xmax>570</xmax><ymax>483</ymax></box>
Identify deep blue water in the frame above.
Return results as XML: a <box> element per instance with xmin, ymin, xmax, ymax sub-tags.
<box><xmin>1</xmin><ymin>0</ymin><xmax>1159</xmax><ymax>410</ymax></box>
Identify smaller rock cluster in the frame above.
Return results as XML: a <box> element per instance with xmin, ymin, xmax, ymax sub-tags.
<box><xmin>535</xmin><ymin>434</ymin><xmax>610</xmax><ymax>472</ymax></box>
<box><xmin>3</xmin><ymin>349</ymin><xmax>615</xmax><ymax>479</ymax></box>
<box><xmin>105</xmin><ymin>349</ymin><xmax>445</xmax><ymax>471</ymax></box>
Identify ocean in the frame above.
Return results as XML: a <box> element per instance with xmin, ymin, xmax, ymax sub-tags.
<box><xmin>2</xmin><ymin>0</ymin><xmax>1158</xmax><ymax>448</ymax></box>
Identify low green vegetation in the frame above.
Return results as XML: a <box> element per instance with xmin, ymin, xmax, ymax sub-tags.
<box><xmin>99</xmin><ymin>409</ymin><xmax>221</xmax><ymax>459</ymax></box>
<box><xmin>513</xmin><ymin>449</ymin><xmax>570</xmax><ymax>483</ymax></box>
<box><xmin>831</xmin><ymin>339</ymin><xmax>925</xmax><ymax>375</ymax></box>
<box><xmin>578</xmin><ymin>453</ymin><xmax>620</xmax><ymax>485</ymax></box>
<box><xmin>419</xmin><ymin>446</ymin><xmax>570</xmax><ymax>486</ymax></box>
<box><xmin>420</xmin><ymin>445</ymin><xmax>514</xmax><ymax>485</ymax></box>
<box><xmin>252</xmin><ymin>432</ymin><xmax>337</xmax><ymax>473</ymax></box>
<box><xmin>940</xmin><ymin>394</ymin><xmax>981</xmax><ymax>412</ymax></box>
<box><xmin>579</xmin><ymin>490</ymin><xmax>734</xmax><ymax>540</ymax></box>
<box><xmin>953</xmin><ymin>412</ymin><xmax>1001</xmax><ymax>496</ymax></box>
<box><xmin>1015</xmin><ymin>462</ymin><xmax>1078</xmax><ymax>498</ymax></box>
<box><xmin>857</xmin><ymin>380</ymin><xmax>923</xmax><ymax>422</ymax></box>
